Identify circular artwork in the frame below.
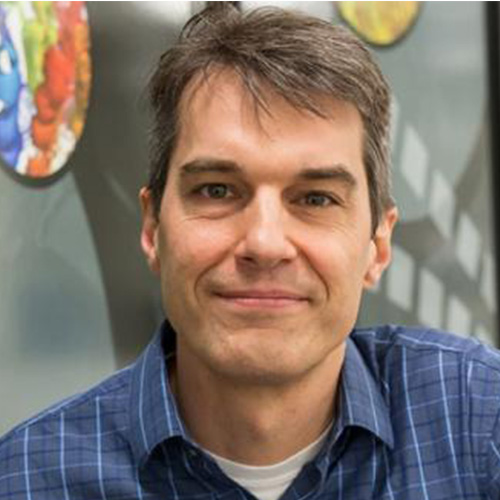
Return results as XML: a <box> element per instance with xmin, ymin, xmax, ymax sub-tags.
<box><xmin>337</xmin><ymin>1</ymin><xmax>420</xmax><ymax>47</ymax></box>
<box><xmin>0</xmin><ymin>2</ymin><xmax>91</xmax><ymax>180</ymax></box>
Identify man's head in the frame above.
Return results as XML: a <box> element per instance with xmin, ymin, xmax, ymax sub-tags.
<box><xmin>146</xmin><ymin>4</ymin><xmax>394</xmax><ymax>234</ymax></box>
<box><xmin>140</xmin><ymin>5</ymin><xmax>397</xmax><ymax>384</ymax></box>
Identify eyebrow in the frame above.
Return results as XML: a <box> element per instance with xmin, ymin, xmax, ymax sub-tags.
<box><xmin>179</xmin><ymin>159</ymin><xmax>241</xmax><ymax>177</ymax></box>
<box><xmin>296</xmin><ymin>165</ymin><xmax>357</xmax><ymax>189</ymax></box>
<box><xmin>178</xmin><ymin>158</ymin><xmax>358</xmax><ymax>189</ymax></box>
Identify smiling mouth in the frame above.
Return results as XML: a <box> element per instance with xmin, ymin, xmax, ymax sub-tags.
<box><xmin>213</xmin><ymin>291</ymin><xmax>309</xmax><ymax>309</ymax></box>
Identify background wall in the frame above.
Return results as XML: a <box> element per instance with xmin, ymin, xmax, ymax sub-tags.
<box><xmin>0</xmin><ymin>1</ymin><xmax>497</xmax><ymax>435</ymax></box>
<box><xmin>0</xmin><ymin>1</ymin><xmax>192</xmax><ymax>435</ymax></box>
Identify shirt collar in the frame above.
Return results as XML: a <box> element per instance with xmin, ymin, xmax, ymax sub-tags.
<box><xmin>129</xmin><ymin>320</ymin><xmax>187</xmax><ymax>466</ymax></box>
<box><xmin>332</xmin><ymin>335</ymin><xmax>394</xmax><ymax>449</ymax></box>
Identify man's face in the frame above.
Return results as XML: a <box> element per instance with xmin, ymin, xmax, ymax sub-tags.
<box><xmin>141</xmin><ymin>70</ymin><xmax>396</xmax><ymax>384</ymax></box>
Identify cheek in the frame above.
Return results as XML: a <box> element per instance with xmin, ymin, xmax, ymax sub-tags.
<box><xmin>299</xmin><ymin>229</ymin><xmax>372</xmax><ymax>292</ymax></box>
<box><xmin>160</xmin><ymin>216</ymin><xmax>238</xmax><ymax>279</ymax></box>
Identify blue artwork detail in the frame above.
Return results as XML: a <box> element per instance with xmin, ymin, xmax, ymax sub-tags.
<box><xmin>0</xmin><ymin>7</ymin><xmax>23</xmax><ymax>168</ymax></box>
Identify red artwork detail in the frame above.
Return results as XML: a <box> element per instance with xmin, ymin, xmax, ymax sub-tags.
<box><xmin>28</xmin><ymin>2</ymin><xmax>89</xmax><ymax>177</ymax></box>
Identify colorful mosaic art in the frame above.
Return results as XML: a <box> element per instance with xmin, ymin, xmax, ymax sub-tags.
<box><xmin>0</xmin><ymin>2</ymin><xmax>91</xmax><ymax>179</ymax></box>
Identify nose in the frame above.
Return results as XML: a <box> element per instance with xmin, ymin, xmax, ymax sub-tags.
<box><xmin>234</xmin><ymin>189</ymin><xmax>298</xmax><ymax>270</ymax></box>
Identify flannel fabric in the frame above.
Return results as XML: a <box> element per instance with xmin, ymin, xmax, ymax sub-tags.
<box><xmin>2</xmin><ymin>321</ymin><xmax>500</xmax><ymax>499</ymax></box>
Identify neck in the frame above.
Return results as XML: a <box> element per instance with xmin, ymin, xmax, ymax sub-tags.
<box><xmin>170</xmin><ymin>342</ymin><xmax>345</xmax><ymax>465</ymax></box>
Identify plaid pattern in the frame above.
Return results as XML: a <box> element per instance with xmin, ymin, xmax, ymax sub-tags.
<box><xmin>2</xmin><ymin>321</ymin><xmax>500</xmax><ymax>499</ymax></box>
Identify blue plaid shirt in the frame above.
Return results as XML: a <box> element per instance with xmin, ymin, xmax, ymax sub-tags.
<box><xmin>2</xmin><ymin>322</ymin><xmax>500</xmax><ymax>499</ymax></box>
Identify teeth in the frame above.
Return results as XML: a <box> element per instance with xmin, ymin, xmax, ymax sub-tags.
<box><xmin>0</xmin><ymin>49</ymin><xmax>12</xmax><ymax>75</ymax></box>
<box><xmin>0</xmin><ymin>99</ymin><xmax>4</xmax><ymax>114</ymax></box>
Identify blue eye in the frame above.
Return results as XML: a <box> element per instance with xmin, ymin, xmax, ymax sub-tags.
<box><xmin>303</xmin><ymin>192</ymin><xmax>336</xmax><ymax>207</ymax></box>
<box><xmin>199</xmin><ymin>184</ymin><xmax>230</xmax><ymax>199</ymax></box>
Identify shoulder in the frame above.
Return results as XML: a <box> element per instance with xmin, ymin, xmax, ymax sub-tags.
<box><xmin>352</xmin><ymin>324</ymin><xmax>500</xmax><ymax>373</ymax></box>
<box><xmin>352</xmin><ymin>325</ymin><xmax>500</xmax><ymax>483</ymax></box>
<box><xmin>0</xmin><ymin>365</ymin><xmax>134</xmax><ymax>492</ymax></box>
<box><xmin>0</xmin><ymin>364</ymin><xmax>133</xmax><ymax>444</ymax></box>
<box><xmin>351</xmin><ymin>325</ymin><xmax>500</xmax><ymax>427</ymax></box>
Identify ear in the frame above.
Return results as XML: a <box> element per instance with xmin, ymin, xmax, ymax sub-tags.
<box><xmin>139</xmin><ymin>187</ymin><xmax>161</xmax><ymax>275</ymax></box>
<box><xmin>363</xmin><ymin>206</ymin><xmax>398</xmax><ymax>289</ymax></box>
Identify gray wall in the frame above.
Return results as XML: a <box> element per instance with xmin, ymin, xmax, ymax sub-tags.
<box><xmin>0</xmin><ymin>1</ymin><xmax>192</xmax><ymax>435</ymax></box>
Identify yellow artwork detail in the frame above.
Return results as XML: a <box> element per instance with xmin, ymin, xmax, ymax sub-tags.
<box><xmin>337</xmin><ymin>1</ymin><xmax>420</xmax><ymax>46</ymax></box>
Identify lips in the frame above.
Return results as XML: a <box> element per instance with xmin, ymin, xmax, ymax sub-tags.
<box><xmin>212</xmin><ymin>289</ymin><xmax>309</xmax><ymax>309</ymax></box>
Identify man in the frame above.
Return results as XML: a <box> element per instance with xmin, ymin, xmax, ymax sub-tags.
<box><xmin>1</xmin><ymin>4</ymin><xmax>500</xmax><ymax>499</ymax></box>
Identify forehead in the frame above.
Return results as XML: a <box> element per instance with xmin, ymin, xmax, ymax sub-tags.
<box><xmin>171</xmin><ymin>68</ymin><xmax>365</xmax><ymax>181</ymax></box>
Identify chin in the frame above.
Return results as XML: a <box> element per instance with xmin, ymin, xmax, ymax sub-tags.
<box><xmin>177</xmin><ymin>319</ymin><xmax>344</xmax><ymax>386</ymax></box>
<box><xmin>206</xmin><ymin>337</ymin><xmax>322</xmax><ymax>386</ymax></box>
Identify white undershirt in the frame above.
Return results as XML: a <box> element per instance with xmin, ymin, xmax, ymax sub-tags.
<box><xmin>204</xmin><ymin>424</ymin><xmax>332</xmax><ymax>500</ymax></box>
